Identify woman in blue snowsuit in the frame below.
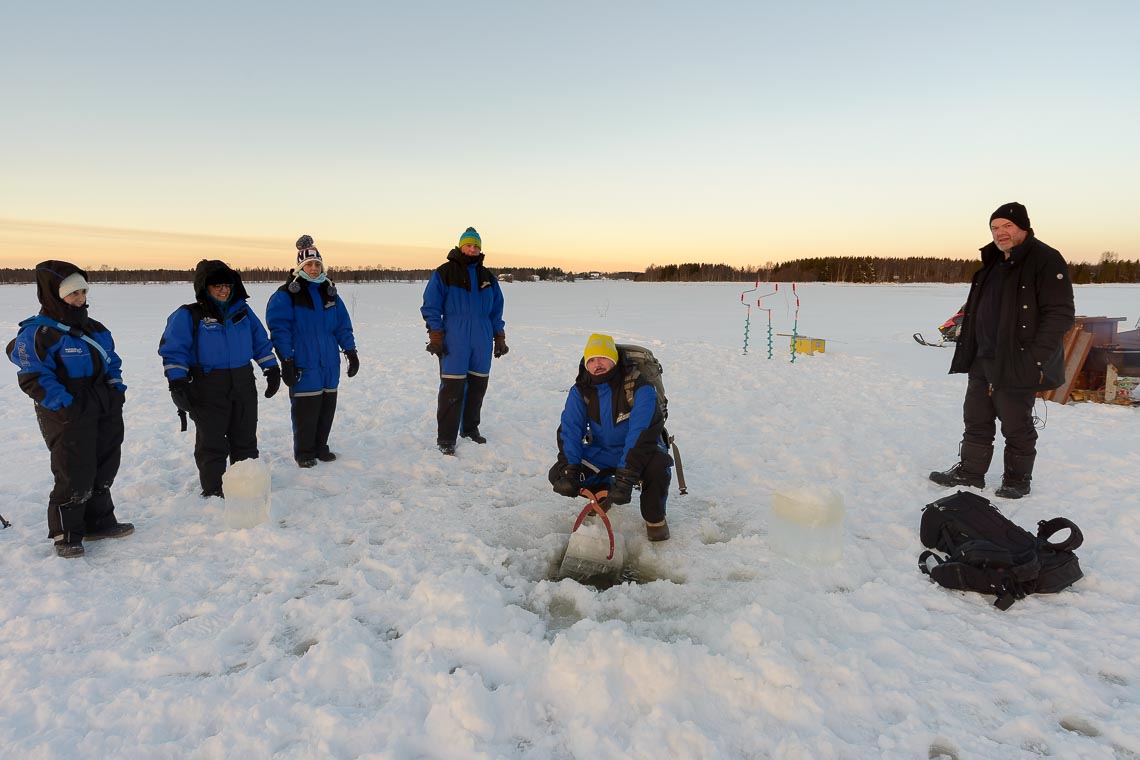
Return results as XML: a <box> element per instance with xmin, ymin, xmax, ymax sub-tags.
<box><xmin>7</xmin><ymin>261</ymin><xmax>134</xmax><ymax>558</ymax></box>
<box><xmin>158</xmin><ymin>260</ymin><xmax>280</xmax><ymax>497</ymax></box>
<box><xmin>420</xmin><ymin>227</ymin><xmax>508</xmax><ymax>455</ymax></box>
<box><xmin>265</xmin><ymin>236</ymin><xmax>358</xmax><ymax>468</ymax></box>
<box><xmin>549</xmin><ymin>334</ymin><xmax>673</xmax><ymax>541</ymax></box>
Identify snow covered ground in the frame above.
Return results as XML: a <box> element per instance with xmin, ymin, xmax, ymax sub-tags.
<box><xmin>1</xmin><ymin>280</ymin><xmax>1138</xmax><ymax>759</ymax></box>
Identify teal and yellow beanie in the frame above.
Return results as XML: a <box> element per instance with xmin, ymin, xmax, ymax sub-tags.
<box><xmin>458</xmin><ymin>227</ymin><xmax>482</xmax><ymax>249</ymax></box>
<box><xmin>583</xmin><ymin>333</ymin><xmax>619</xmax><ymax>364</ymax></box>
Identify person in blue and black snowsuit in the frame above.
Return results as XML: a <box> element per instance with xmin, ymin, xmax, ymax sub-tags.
<box><xmin>6</xmin><ymin>261</ymin><xmax>134</xmax><ymax>558</ymax></box>
<box><xmin>420</xmin><ymin>227</ymin><xmax>508</xmax><ymax>455</ymax></box>
<box><xmin>548</xmin><ymin>334</ymin><xmax>674</xmax><ymax>542</ymax></box>
<box><xmin>266</xmin><ymin>235</ymin><xmax>358</xmax><ymax>468</ymax></box>
<box><xmin>158</xmin><ymin>259</ymin><xmax>280</xmax><ymax>498</ymax></box>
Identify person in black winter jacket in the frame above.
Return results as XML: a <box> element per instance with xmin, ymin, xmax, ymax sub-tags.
<box><xmin>158</xmin><ymin>260</ymin><xmax>280</xmax><ymax>498</ymax></box>
<box><xmin>7</xmin><ymin>261</ymin><xmax>134</xmax><ymax>558</ymax></box>
<box><xmin>930</xmin><ymin>202</ymin><xmax>1075</xmax><ymax>499</ymax></box>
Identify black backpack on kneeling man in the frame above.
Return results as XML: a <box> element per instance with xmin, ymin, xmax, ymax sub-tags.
<box><xmin>918</xmin><ymin>491</ymin><xmax>1084</xmax><ymax>611</ymax></box>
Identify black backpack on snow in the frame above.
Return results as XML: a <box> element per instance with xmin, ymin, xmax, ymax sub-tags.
<box><xmin>918</xmin><ymin>490</ymin><xmax>1083</xmax><ymax>610</ymax></box>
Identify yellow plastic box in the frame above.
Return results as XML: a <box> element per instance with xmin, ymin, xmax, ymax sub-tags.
<box><xmin>792</xmin><ymin>336</ymin><xmax>826</xmax><ymax>355</ymax></box>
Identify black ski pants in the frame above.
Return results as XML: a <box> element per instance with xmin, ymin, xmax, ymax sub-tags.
<box><xmin>35</xmin><ymin>381</ymin><xmax>124</xmax><ymax>542</ymax></box>
<box><xmin>290</xmin><ymin>388</ymin><xmax>338</xmax><ymax>461</ymax></box>
<box><xmin>436</xmin><ymin>372</ymin><xmax>489</xmax><ymax>445</ymax></box>
<box><xmin>189</xmin><ymin>366</ymin><xmax>259</xmax><ymax>493</ymax></box>
<box><xmin>961</xmin><ymin>360</ymin><xmax>1037</xmax><ymax>471</ymax></box>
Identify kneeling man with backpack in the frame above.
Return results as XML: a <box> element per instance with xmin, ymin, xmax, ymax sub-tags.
<box><xmin>549</xmin><ymin>334</ymin><xmax>674</xmax><ymax>542</ymax></box>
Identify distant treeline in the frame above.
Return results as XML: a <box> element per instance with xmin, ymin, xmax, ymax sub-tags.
<box><xmin>0</xmin><ymin>265</ymin><xmax>575</xmax><ymax>285</ymax></box>
<box><xmin>640</xmin><ymin>253</ymin><xmax>1140</xmax><ymax>284</ymax></box>
<box><xmin>1</xmin><ymin>255</ymin><xmax>1136</xmax><ymax>285</ymax></box>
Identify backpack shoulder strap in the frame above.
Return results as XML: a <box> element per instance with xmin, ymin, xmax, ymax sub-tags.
<box><xmin>622</xmin><ymin>364</ymin><xmax>640</xmax><ymax>408</ymax></box>
<box><xmin>18</xmin><ymin>316</ymin><xmax>110</xmax><ymax>366</ymax></box>
<box><xmin>181</xmin><ymin>303</ymin><xmax>207</xmax><ymax>367</ymax></box>
<box><xmin>1038</xmin><ymin>518</ymin><xmax>1083</xmax><ymax>552</ymax></box>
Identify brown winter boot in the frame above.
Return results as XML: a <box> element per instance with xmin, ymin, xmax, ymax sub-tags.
<box><xmin>646</xmin><ymin>519</ymin><xmax>670</xmax><ymax>542</ymax></box>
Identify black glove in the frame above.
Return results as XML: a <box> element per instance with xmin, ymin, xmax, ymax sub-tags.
<box><xmin>169</xmin><ymin>378</ymin><xmax>193</xmax><ymax>413</ymax></box>
<box><xmin>493</xmin><ymin>333</ymin><xmax>509</xmax><ymax>358</ymax></box>
<box><xmin>344</xmin><ymin>349</ymin><xmax>359</xmax><ymax>378</ymax></box>
<box><xmin>426</xmin><ymin>329</ymin><xmax>447</xmax><ymax>356</ymax></box>
<box><xmin>552</xmin><ymin>464</ymin><xmax>583</xmax><ymax>498</ymax></box>
<box><xmin>606</xmin><ymin>467</ymin><xmax>639</xmax><ymax>506</ymax></box>
<box><xmin>264</xmin><ymin>367</ymin><xmax>281</xmax><ymax>398</ymax></box>
<box><xmin>281</xmin><ymin>358</ymin><xmax>300</xmax><ymax>387</ymax></box>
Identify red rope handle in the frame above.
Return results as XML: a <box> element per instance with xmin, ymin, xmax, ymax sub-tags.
<box><xmin>571</xmin><ymin>488</ymin><xmax>615</xmax><ymax>560</ymax></box>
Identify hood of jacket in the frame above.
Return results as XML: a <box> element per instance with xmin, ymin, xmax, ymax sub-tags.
<box><xmin>446</xmin><ymin>246</ymin><xmax>486</xmax><ymax>267</ymax></box>
<box><xmin>193</xmin><ymin>259</ymin><xmax>250</xmax><ymax>309</ymax></box>
<box><xmin>34</xmin><ymin>259</ymin><xmax>90</xmax><ymax>327</ymax></box>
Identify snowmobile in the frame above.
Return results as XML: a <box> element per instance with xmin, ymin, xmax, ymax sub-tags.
<box><xmin>914</xmin><ymin>304</ymin><xmax>965</xmax><ymax>347</ymax></box>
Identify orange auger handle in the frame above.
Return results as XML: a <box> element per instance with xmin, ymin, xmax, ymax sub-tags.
<box><xmin>571</xmin><ymin>488</ymin><xmax>615</xmax><ymax>561</ymax></box>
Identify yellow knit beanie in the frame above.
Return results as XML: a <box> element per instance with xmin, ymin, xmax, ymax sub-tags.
<box><xmin>583</xmin><ymin>333</ymin><xmax>618</xmax><ymax>364</ymax></box>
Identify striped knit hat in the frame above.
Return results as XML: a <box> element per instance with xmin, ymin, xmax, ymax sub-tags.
<box><xmin>458</xmin><ymin>227</ymin><xmax>481</xmax><ymax>249</ymax></box>
<box><xmin>296</xmin><ymin>234</ymin><xmax>324</xmax><ymax>271</ymax></box>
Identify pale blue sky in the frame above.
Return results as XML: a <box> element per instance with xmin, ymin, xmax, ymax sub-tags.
<box><xmin>3</xmin><ymin>1</ymin><xmax>1138</xmax><ymax>270</ymax></box>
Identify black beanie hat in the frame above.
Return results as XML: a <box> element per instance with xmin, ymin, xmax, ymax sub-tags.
<box><xmin>990</xmin><ymin>202</ymin><xmax>1031</xmax><ymax>232</ymax></box>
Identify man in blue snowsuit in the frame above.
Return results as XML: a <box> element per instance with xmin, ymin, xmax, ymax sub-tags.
<box><xmin>266</xmin><ymin>235</ymin><xmax>358</xmax><ymax>468</ymax></box>
<box><xmin>7</xmin><ymin>261</ymin><xmax>134</xmax><ymax>557</ymax></box>
<box><xmin>549</xmin><ymin>334</ymin><xmax>673</xmax><ymax>541</ymax></box>
<box><xmin>420</xmin><ymin>227</ymin><xmax>508</xmax><ymax>455</ymax></box>
<box><xmin>158</xmin><ymin>260</ymin><xmax>280</xmax><ymax>497</ymax></box>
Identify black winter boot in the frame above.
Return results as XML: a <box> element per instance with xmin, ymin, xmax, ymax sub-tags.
<box><xmin>55</xmin><ymin>540</ymin><xmax>85</xmax><ymax>558</ymax></box>
<box><xmin>436</xmin><ymin>377</ymin><xmax>466</xmax><ymax>449</ymax></box>
<box><xmin>86</xmin><ymin>522</ymin><xmax>135</xmax><ymax>541</ymax></box>
<box><xmin>929</xmin><ymin>463</ymin><xmax>985</xmax><ymax>488</ymax></box>
<box><xmin>460</xmin><ymin>373</ymin><xmax>489</xmax><ymax>442</ymax></box>
<box><xmin>929</xmin><ymin>441</ymin><xmax>991</xmax><ymax>488</ymax></box>
<box><xmin>995</xmin><ymin>475</ymin><xmax>1031</xmax><ymax>499</ymax></box>
<box><xmin>995</xmin><ymin>452</ymin><xmax>1034</xmax><ymax>499</ymax></box>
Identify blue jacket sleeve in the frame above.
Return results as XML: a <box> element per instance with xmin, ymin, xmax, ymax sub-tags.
<box><xmin>490</xmin><ymin>279</ymin><xmax>506</xmax><ymax>335</ymax></box>
<box><xmin>9</xmin><ymin>325</ymin><xmax>72</xmax><ymax>410</ymax></box>
<box><xmin>158</xmin><ymin>308</ymin><xmax>195</xmax><ymax>381</ymax></box>
<box><xmin>246</xmin><ymin>310</ymin><xmax>279</xmax><ymax>372</ymax></box>
<box><xmin>334</xmin><ymin>296</ymin><xmax>356</xmax><ymax>351</ymax></box>
<box><xmin>265</xmin><ymin>290</ymin><xmax>295</xmax><ymax>361</ymax></box>
<box><xmin>420</xmin><ymin>272</ymin><xmax>446</xmax><ymax>331</ymax></box>
<box><xmin>558</xmin><ymin>388</ymin><xmax>588</xmax><ymax>464</ymax></box>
